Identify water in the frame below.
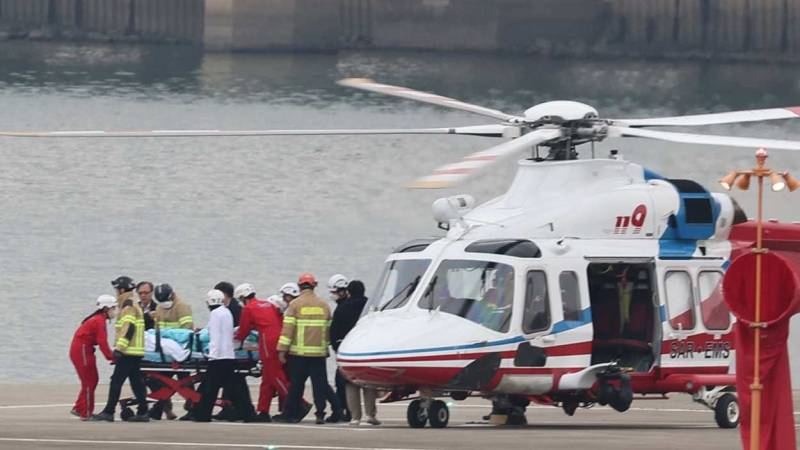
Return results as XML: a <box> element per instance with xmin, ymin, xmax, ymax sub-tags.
<box><xmin>0</xmin><ymin>41</ymin><xmax>799</xmax><ymax>386</ymax></box>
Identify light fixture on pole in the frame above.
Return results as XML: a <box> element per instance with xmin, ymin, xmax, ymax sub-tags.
<box><xmin>718</xmin><ymin>147</ymin><xmax>797</xmax><ymax>450</ymax></box>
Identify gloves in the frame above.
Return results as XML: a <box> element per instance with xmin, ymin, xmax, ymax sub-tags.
<box><xmin>278</xmin><ymin>351</ymin><xmax>287</xmax><ymax>364</ymax></box>
<box><xmin>113</xmin><ymin>350</ymin><xmax>124</xmax><ymax>361</ymax></box>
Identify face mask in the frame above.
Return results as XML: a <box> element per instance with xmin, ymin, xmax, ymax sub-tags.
<box><xmin>161</xmin><ymin>301</ymin><xmax>174</xmax><ymax>309</ymax></box>
<box><xmin>107</xmin><ymin>308</ymin><xmax>117</xmax><ymax>320</ymax></box>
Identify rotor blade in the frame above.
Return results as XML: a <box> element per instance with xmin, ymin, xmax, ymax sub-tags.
<box><xmin>338</xmin><ymin>78</ymin><xmax>525</xmax><ymax>123</ymax></box>
<box><xmin>609</xmin><ymin>126</ymin><xmax>800</xmax><ymax>151</ymax></box>
<box><xmin>616</xmin><ymin>107</ymin><xmax>800</xmax><ymax>127</ymax></box>
<box><xmin>409</xmin><ymin>128</ymin><xmax>562</xmax><ymax>189</ymax></box>
<box><xmin>0</xmin><ymin>124</ymin><xmax>512</xmax><ymax>139</ymax></box>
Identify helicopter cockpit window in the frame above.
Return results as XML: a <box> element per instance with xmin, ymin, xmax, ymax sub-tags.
<box><xmin>418</xmin><ymin>260</ymin><xmax>514</xmax><ymax>333</ymax></box>
<box><xmin>364</xmin><ymin>259</ymin><xmax>432</xmax><ymax>317</ymax></box>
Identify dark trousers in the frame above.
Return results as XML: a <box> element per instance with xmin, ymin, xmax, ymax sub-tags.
<box><xmin>193</xmin><ymin>359</ymin><xmax>255</xmax><ymax>421</ymax></box>
<box><xmin>221</xmin><ymin>374</ymin><xmax>253</xmax><ymax>419</ymax></box>
<box><xmin>285</xmin><ymin>355</ymin><xmax>329</xmax><ymax>419</ymax></box>
<box><xmin>101</xmin><ymin>355</ymin><xmax>148</xmax><ymax>416</ymax></box>
<box><xmin>334</xmin><ymin>368</ymin><xmax>348</xmax><ymax>414</ymax></box>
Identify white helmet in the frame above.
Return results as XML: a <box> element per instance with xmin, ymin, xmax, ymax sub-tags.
<box><xmin>327</xmin><ymin>274</ymin><xmax>349</xmax><ymax>293</ymax></box>
<box><xmin>267</xmin><ymin>294</ymin><xmax>288</xmax><ymax>314</ymax></box>
<box><xmin>234</xmin><ymin>283</ymin><xmax>255</xmax><ymax>300</ymax></box>
<box><xmin>280</xmin><ymin>283</ymin><xmax>300</xmax><ymax>298</ymax></box>
<box><xmin>206</xmin><ymin>289</ymin><xmax>225</xmax><ymax>307</ymax></box>
<box><xmin>96</xmin><ymin>294</ymin><xmax>116</xmax><ymax>309</ymax></box>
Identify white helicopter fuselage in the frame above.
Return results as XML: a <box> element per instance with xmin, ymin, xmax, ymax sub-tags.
<box><xmin>338</xmin><ymin>158</ymin><xmax>739</xmax><ymax>397</ymax></box>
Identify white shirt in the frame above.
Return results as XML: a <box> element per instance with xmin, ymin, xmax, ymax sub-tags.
<box><xmin>208</xmin><ymin>306</ymin><xmax>235</xmax><ymax>360</ymax></box>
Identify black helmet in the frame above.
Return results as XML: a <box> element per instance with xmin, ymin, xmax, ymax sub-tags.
<box><xmin>111</xmin><ymin>276</ymin><xmax>136</xmax><ymax>292</ymax></box>
<box><xmin>155</xmin><ymin>283</ymin><xmax>174</xmax><ymax>303</ymax></box>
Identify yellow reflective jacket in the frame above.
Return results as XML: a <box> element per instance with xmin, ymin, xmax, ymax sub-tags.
<box><xmin>156</xmin><ymin>296</ymin><xmax>194</xmax><ymax>330</ymax></box>
<box><xmin>114</xmin><ymin>291</ymin><xmax>145</xmax><ymax>357</ymax></box>
<box><xmin>277</xmin><ymin>290</ymin><xmax>331</xmax><ymax>357</ymax></box>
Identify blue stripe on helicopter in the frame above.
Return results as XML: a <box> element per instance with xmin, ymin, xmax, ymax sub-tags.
<box><xmin>658</xmin><ymin>184</ymin><xmax>721</xmax><ymax>259</ymax></box>
<box><xmin>643</xmin><ymin>168</ymin><xmax>666</xmax><ymax>181</ymax></box>
<box><xmin>550</xmin><ymin>307</ymin><xmax>593</xmax><ymax>334</ymax></box>
<box><xmin>337</xmin><ymin>335</ymin><xmax>527</xmax><ymax>358</ymax></box>
<box><xmin>338</xmin><ymin>307</ymin><xmax>594</xmax><ymax>358</ymax></box>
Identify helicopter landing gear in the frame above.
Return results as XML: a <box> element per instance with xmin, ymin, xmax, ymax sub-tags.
<box><xmin>407</xmin><ymin>398</ymin><xmax>450</xmax><ymax>428</ymax></box>
<box><xmin>407</xmin><ymin>399</ymin><xmax>428</xmax><ymax>428</ymax></box>
<box><xmin>692</xmin><ymin>386</ymin><xmax>739</xmax><ymax>429</ymax></box>
<box><xmin>714</xmin><ymin>393</ymin><xmax>740</xmax><ymax>429</ymax></box>
<box><xmin>429</xmin><ymin>400</ymin><xmax>450</xmax><ymax>428</ymax></box>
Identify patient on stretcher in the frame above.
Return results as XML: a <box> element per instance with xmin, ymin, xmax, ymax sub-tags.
<box><xmin>143</xmin><ymin>328</ymin><xmax>260</xmax><ymax>363</ymax></box>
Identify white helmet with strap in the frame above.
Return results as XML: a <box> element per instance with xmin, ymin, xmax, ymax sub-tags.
<box><xmin>206</xmin><ymin>289</ymin><xmax>225</xmax><ymax>307</ymax></box>
<box><xmin>267</xmin><ymin>295</ymin><xmax>288</xmax><ymax>314</ymax></box>
<box><xmin>234</xmin><ymin>283</ymin><xmax>255</xmax><ymax>300</ymax></box>
<box><xmin>327</xmin><ymin>274</ymin><xmax>349</xmax><ymax>293</ymax></box>
<box><xmin>279</xmin><ymin>283</ymin><xmax>300</xmax><ymax>298</ymax></box>
<box><xmin>96</xmin><ymin>294</ymin><xmax>116</xmax><ymax>309</ymax></box>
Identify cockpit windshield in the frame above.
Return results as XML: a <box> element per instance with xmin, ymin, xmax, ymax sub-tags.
<box><xmin>418</xmin><ymin>259</ymin><xmax>514</xmax><ymax>333</ymax></box>
<box><xmin>363</xmin><ymin>259</ymin><xmax>432</xmax><ymax>317</ymax></box>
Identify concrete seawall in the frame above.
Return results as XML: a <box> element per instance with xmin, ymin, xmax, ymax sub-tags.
<box><xmin>1</xmin><ymin>0</ymin><xmax>800</xmax><ymax>61</ymax></box>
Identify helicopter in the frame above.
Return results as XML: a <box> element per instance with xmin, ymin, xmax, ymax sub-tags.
<box><xmin>4</xmin><ymin>79</ymin><xmax>800</xmax><ymax>429</ymax></box>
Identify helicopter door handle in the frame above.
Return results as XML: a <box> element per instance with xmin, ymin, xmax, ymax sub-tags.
<box><xmin>541</xmin><ymin>335</ymin><xmax>556</xmax><ymax>344</ymax></box>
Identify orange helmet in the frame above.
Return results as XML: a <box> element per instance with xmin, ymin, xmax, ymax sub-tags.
<box><xmin>298</xmin><ymin>273</ymin><xmax>317</xmax><ymax>286</ymax></box>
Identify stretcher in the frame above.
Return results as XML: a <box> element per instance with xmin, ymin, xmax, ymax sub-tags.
<box><xmin>118</xmin><ymin>330</ymin><xmax>261</xmax><ymax>421</ymax></box>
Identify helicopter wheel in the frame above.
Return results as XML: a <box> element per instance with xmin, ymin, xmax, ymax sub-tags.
<box><xmin>714</xmin><ymin>393</ymin><xmax>739</xmax><ymax>429</ymax></box>
<box><xmin>428</xmin><ymin>400</ymin><xmax>450</xmax><ymax>429</ymax></box>
<box><xmin>407</xmin><ymin>400</ymin><xmax>428</xmax><ymax>428</ymax></box>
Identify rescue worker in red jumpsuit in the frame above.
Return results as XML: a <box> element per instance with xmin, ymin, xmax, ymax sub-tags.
<box><xmin>234</xmin><ymin>283</ymin><xmax>308</xmax><ymax>422</ymax></box>
<box><xmin>69</xmin><ymin>295</ymin><xmax>117</xmax><ymax>419</ymax></box>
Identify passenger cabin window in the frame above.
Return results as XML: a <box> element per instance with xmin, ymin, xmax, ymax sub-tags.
<box><xmin>523</xmin><ymin>271</ymin><xmax>550</xmax><ymax>333</ymax></box>
<box><xmin>418</xmin><ymin>260</ymin><xmax>514</xmax><ymax>333</ymax></box>
<box><xmin>365</xmin><ymin>259</ymin><xmax>431</xmax><ymax>317</ymax></box>
<box><xmin>698</xmin><ymin>271</ymin><xmax>731</xmax><ymax>330</ymax></box>
<box><xmin>664</xmin><ymin>271</ymin><xmax>696</xmax><ymax>330</ymax></box>
<box><xmin>559</xmin><ymin>272</ymin><xmax>581</xmax><ymax>322</ymax></box>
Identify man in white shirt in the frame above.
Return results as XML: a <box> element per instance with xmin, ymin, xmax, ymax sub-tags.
<box><xmin>192</xmin><ymin>290</ymin><xmax>256</xmax><ymax>422</ymax></box>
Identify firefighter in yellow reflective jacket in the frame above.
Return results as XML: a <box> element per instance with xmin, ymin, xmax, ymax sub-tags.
<box><xmin>90</xmin><ymin>276</ymin><xmax>150</xmax><ymax>422</ymax></box>
<box><xmin>154</xmin><ymin>283</ymin><xmax>194</xmax><ymax>330</ymax></box>
<box><xmin>152</xmin><ymin>283</ymin><xmax>192</xmax><ymax>420</ymax></box>
<box><xmin>273</xmin><ymin>274</ymin><xmax>333</xmax><ymax>424</ymax></box>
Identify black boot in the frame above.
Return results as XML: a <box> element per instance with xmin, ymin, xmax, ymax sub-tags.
<box><xmin>325</xmin><ymin>409</ymin><xmax>344</xmax><ymax>423</ymax></box>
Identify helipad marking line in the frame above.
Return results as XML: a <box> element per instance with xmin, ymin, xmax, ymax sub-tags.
<box><xmin>211</xmin><ymin>421</ymin><xmax>378</xmax><ymax>432</ymax></box>
<box><xmin>0</xmin><ymin>438</ymin><xmax>436</xmax><ymax>450</ymax></box>
<box><xmin>0</xmin><ymin>403</ymin><xmax>76</xmax><ymax>409</ymax></box>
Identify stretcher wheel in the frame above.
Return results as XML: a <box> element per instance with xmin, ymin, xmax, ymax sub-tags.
<box><xmin>120</xmin><ymin>407</ymin><xmax>134</xmax><ymax>422</ymax></box>
<box><xmin>714</xmin><ymin>393</ymin><xmax>739</xmax><ymax>429</ymax></box>
<box><xmin>428</xmin><ymin>400</ymin><xmax>449</xmax><ymax>429</ymax></box>
<box><xmin>407</xmin><ymin>400</ymin><xmax>427</xmax><ymax>428</ymax></box>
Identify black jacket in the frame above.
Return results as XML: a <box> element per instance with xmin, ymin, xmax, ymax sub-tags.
<box><xmin>330</xmin><ymin>296</ymin><xmax>367</xmax><ymax>352</ymax></box>
<box><xmin>140</xmin><ymin>300</ymin><xmax>158</xmax><ymax>331</ymax></box>
<box><xmin>227</xmin><ymin>298</ymin><xmax>242</xmax><ymax>327</ymax></box>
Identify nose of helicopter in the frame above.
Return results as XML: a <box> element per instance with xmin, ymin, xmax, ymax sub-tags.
<box><xmin>336</xmin><ymin>309</ymin><xmax>510</xmax><ymax>389</ymax></box>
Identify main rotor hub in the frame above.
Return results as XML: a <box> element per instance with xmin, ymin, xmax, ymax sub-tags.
<box><xmin>524</xmin><ymin>101</ymin><xmax>599</xmax><ymax>123</ymax></box>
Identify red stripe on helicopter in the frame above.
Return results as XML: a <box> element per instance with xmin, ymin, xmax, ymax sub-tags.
<box><xmin>431</xmin><ymin>168</ymin><xmax>473</xmax><ymax>175</ymax></box>
<box><xmin>784</xmin><ymin>107</ymin><xmax>800</xmax><ymax>116</ymax></box>
<box><xmin>462</xmin><ymin>155</ymin><xmax>497</xmax><ymax>162</ymax></box>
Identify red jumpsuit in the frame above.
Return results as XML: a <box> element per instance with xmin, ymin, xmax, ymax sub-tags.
<box><xmin>235</xmin><ymin>299</ymin><xmax>289</xmax><ymax>414</ymax></box>
<box><xmin>69</xmin><ymin>313</ymin><xmax>115</xmax><ymax>418</ymax></box>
